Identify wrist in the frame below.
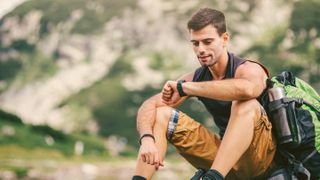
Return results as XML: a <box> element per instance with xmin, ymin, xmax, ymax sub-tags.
<box><xmin>140</xmin><ymin>136</ymin><xmax>154</xmax><ymax>145</ymax></box>
<box><xmin>139</xmin><ymin>134</ymin><xmax>155</xmax><ymax>145</ymax></box>
<box><xmin>177</xmin><ymin>80</ymin><xmax>187</xmax><ymax>97</ymax></box>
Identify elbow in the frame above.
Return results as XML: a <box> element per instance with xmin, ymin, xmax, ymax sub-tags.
<box><xmin>239</xmin><ymin>82</ymin><xmax>256</xmax><ymax>99</ymax></box>
<box><xmin>243</xmin><ymin>88</ymin><xmax>255</xmax><ymax>99</ymax></box>
<box><xmin>136</xmin><ymin>97</ymin><xmax>157</xmax><ymax>121</ymax></box>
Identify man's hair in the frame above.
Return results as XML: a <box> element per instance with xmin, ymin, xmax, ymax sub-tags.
<box><xmin>187</xmin><ymin>8</ymin><xmax>226</xmax><ymax>36</ymax></box>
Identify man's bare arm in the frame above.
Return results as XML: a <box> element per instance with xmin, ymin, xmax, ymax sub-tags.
<box><xmin>136</xmin><ymin>72</ymin><xmax>194</xmax><ymax>168</ymax></box>
<box><xmin>182</xmin><ymin>62</ymin><xmax>268</xmax><ymax>101</ymax></box>
<box><xmin>136</xmin><ymin>71</ymin><xmax>194</xmax><ymax>136</ymax></box>
<box><xmin>136</xmin><ymin>93</ymin><xmax>185</xmax><ymax>136</ymax></box>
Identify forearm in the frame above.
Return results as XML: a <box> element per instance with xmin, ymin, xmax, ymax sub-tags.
<box><xmin>136</xmin><ymin>91</ymin><xmax>186</xmax><ymax>136</ymax></box>
<box><xmin>136</xmin><ymin>98</ymin><xmax>157</xmax><ymax>136</ymax></box>
<box><xmin>137</xmin><ymin>93</ymin><xmax>169</xmax><ymax>136</ymax></box>
<box><xmin>182</xmin><ymin>79</ymin><xmax>258</xmax><ymax>101</ymax></box>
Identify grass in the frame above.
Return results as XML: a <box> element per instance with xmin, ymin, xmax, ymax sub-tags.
<box><xmin>0</xmin><ymin>110</ymin><xmax>194</xmax><ymax>179</ymax></box>
<box><xmin>0</xmin><ymin>109</ymin><xmax>113</xmax><ymax>178</ymax></box>
<box><xmin>0</xmin><ymin>110</ymin><xmax>109</xmax><ymax>158</ymax></box>
<box><xmin>0</xmin><ymin>145</ymin><xmax>64</xmax><ymax>160</ymax></box>
<box><xmin>0</xmin><ymin>145</ymin><xmax>62</xmax><ymax>178</ymax></box>
<box><xmin>0</xmin><ymin>148</ymin><xmax>194</xmax><ymax>179</ymax></box>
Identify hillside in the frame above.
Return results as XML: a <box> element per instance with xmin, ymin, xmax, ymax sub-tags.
<box><xmin>0</xmin><ymin>109</ymin><xmax>107</xmax><ymax>156</ymax></box>
<box><xmin>0</xmin><ymin>0</ymin><xmax>319</xmax><ymax>148</ymax></box>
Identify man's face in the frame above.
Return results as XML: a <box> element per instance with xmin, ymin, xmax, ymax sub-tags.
<box><xmin>190</xmin><ymin>25</ymin><xmax>228</xmax><ymax>67</ymax></box>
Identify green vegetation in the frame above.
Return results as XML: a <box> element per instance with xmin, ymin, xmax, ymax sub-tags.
<box><xmin>0</xmin><ymin>39</ymin><xmax>35</xmax><ymax>83</ymax></box>
<box><xmin>58</xmin><ymin>51</ymin><xmax>213</xmax><ymax>148</ymax></box>
<box><xmin>7</xmin><ymin>0</ymin><xmax>137</xmax><ymax>35</ymax></box>
<box><xmin>0</xmin><ymin>39</ymin><xmax>57</xmax><ymax>88</ymax></box>
<box><xmin>14</xmin><ymin>50</ymin><xmax>57</xmax><ymax>86</ymax></box>
<box><xmin>148</xmin><ymin>51</ymin><xmax>184</xmax><ymax>78</ymax></box>
<box><xmin>58</xmin><ymin>53</ymin><xmax>153</xmax><ymax>146</ymax></box>
<box><xmin>290</xmin><ymin>0</ymin><xmax>320</xmax><ymax>34</ymax></box>
<box><xmin>0</xmin><ymin>0</ymin><xmax>319</xmax><ymax>163</ymax></box>
<box><xmin>73</xmin><ymin>0</ymin><xmax>137</xmax><ymax>34</ymax></box>
<box><xmin>0</xmin><ymin>60</ymin><xmax>22</xmax><ymax>82</ymax></box>
<box><xmin>243</xmin><ymin>0</ymin><xmax>320</xmax><ymax>91</ymax></box>
<box><xmin>0</xmin><ymin>0</ymin><xmax>319</xmax><ymax>178</ymax></box>
<box><xmin>0</xmin><ymin>109</ymin><xmax>108</xmax><ymax>157</ymax></box>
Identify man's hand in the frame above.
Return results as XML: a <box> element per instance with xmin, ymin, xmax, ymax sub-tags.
<box><xmin>162</xmin><ymin>81</ymin><xmax>173</xmax><ymax>102</ymax></box>
<box><xmin>139</xmin><ymin>137</ymin><xmax>164</xmax><ymax>170</ymax></box>
<box><xmin>162</xmin><ymin>81</ymin><xmax>181</xmax><ymax>105</ymax></box>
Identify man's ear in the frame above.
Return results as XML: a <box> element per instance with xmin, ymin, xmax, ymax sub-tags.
<box><xmin>222</xmin><ymin>32</ymin><xmax>229</xmax><ymax>47</ymax></box>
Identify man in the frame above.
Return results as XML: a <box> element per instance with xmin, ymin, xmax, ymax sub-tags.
<box><xmin>132</xmin><ymin>8</ymin><xmax>276</xmax><ymax>180</ymax></box>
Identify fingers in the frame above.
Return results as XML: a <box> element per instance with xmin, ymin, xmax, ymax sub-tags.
<box><xmin>162</xmin><ymin>90</ymin><xmax>172</xmax><ymax>96</ymax></box>
<box><xmin>146</xmin><ymin>153</ymin><xmax>150</xmax><ymax>164</ymax></box>
<box><xmin>162</xmin><ymin>83</ymin><xmax>173</xmax><ymax>102</ymax></box>
<box><xmin>148</xmin><ymin>152</ymin><xmax>154</xmax><ymax>165</ymax></box>
<box><xmin>154</xmin><ymin>152</ymin><xmax>159</xmax><ymax>169</ymax></box>
<box><xmin>158</xmin><ymin>159</ymin><xmax>164</xmax><ymax>170</ymax></box>
<box><xmin>162</xmin><ymin>91</ymin><xmax>172</xmax><ymax>101</ymax></box>
<box><xmin>164</xmin><ymin>82</ymin><xmax>172</xmax><ymax>91</ymax></box>
<box><xmin>159</xmin><ymin>159</ymin><xmax>164</xmax><ymax>166</ymax></box>
<box><xmin>162</xmin><ymin>80</ymin><xmax>181</xmax><ymax>104</ymax></box>
<box><xmin>154</xmin><ymin>153</ymin><xmax>164</xmax><ymax>170</ymax></box>
<box><xmin>141</xmin><ymin>152</ymin><xmax>161</xmax><ymax>168</ymax></box>
<box><xmin>139</xmin><ymin>146</ymin><xmax>164</xmax><ymax>170</ymax></box>
<box><xmin>141</xmin><ymin>153</ymin><xmax>146</xmax><ymax>162</ymax></box>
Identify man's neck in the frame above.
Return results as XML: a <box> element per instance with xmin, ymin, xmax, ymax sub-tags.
<box><xmin>208</xmin><ymin>51</ymin><xmax>229</xmax><ymax>80</ymax></box>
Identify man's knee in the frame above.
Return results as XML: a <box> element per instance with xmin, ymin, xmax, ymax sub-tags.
<box><xmin>231</xmin><ymin>99</ymin><xmax>261</xmax><ymax>119</ymax></box>
<box><xmin>155</xmin><ymin>106</ymin><xmax>173</xmax><ymax>128</ymax></box>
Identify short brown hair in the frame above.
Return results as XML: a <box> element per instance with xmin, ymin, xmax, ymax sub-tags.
<box><xmin>187</xmin><ymin>8</ymin><xmax>226</xmax><ymax>36</ymax></box>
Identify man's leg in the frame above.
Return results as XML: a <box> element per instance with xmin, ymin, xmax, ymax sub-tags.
<box><xmin>133</xmin><ymin>106</ymin><xmax>222</xmax><ymax>179</ymax></box>
<box><xmin>134</xmin><ymin>106</ymin><xmax>172</xmax><ymax>180</ymax></box>
<box><xmin>169</xmin><ymin>110</ymin><xmax>220</xmax><ymax>170</ymax></box>
<box><xmin>211</xmin><ymin>99</ymin><xmax>262</xmax><ymax>177</ymax></box>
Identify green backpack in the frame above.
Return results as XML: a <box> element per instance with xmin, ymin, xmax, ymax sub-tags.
<box><xmin>263</xmin><ymin>71</ymin><xmax>320</xmax><ymax>179</ymax></box>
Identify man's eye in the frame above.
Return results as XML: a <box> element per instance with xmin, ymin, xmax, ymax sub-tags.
<box><xmin>203</xmin><ymin>40</ymin><xmax>212</xmax><ymax>45</ymax></box>
<box><xmin>192</xmin><ymin>42</ymin><xmax>199</xmax><ymax>46</ymax></box>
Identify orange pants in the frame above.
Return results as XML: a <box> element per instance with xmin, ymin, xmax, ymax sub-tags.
<box><xmin>167</xmin><ymin>109</ymin><xmax>276</xmax><ymax>179</ymax></box>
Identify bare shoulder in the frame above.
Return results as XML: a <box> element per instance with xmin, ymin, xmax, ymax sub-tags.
<box><xmin>235</xmin><ymin>61</ymin><xmax>268</xmax><ymax>78</ymax></box>
<box><xmin>235</xmin><ymin>61</ymin><xmax>268</xmax><ymax>95</ymax></box>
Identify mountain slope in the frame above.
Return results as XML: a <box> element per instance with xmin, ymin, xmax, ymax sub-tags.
<box><xmin>0</xmin><ymin>0</ymin><xmax>319</xmax><ymax>146</ymax></box>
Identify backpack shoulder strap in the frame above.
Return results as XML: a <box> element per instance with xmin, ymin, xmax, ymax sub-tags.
<box><xmin>279</xmin><ymin>148</ymin><xmax>311</xmax><ymax>180</ymax></box>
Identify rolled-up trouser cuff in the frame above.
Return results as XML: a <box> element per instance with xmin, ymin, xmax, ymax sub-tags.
<box><xmin>166</xmin><ymin>109</ymin><xmax>179</xmax><ymax>141</ymax></box>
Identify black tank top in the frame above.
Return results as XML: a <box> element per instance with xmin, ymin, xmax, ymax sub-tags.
<box><xmin>192</xmin><ymin>52</ymin><xmax>247</xmax><ymax>138</ymax></box>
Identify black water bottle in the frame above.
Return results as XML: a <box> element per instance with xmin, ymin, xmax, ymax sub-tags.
<box><xmin>268</xmin><ymin>87</ymin><xmax>293</xmax><ymax>145</ymax></box>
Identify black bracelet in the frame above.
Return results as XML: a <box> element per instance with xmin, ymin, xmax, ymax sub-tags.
<box><xmin>177</xmin><ymin>80</ymin><xmax>187</xmax><ymax>97</ymax></box>
<box><xmin>139</xmin><ymin>134</ymin><xmax>155</xmax><ymax>145</ymax></box>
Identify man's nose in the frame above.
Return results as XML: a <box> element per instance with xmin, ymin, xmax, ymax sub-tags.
<box><xmin>198</xmin><ymin>43</ymin><xmax>205</xmax><ymax>55</ymax></box>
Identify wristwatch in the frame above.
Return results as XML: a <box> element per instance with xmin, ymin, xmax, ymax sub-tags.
<box><xmin>177</xmin><ymin>80</ymin><xmax>187</xmax><ymax>97</ymax></box>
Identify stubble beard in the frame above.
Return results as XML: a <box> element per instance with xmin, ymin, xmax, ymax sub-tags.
<box><xmin>201</xmin><ymin>55</ymin><xmax>217</xmax><ymax>67</ymax></box>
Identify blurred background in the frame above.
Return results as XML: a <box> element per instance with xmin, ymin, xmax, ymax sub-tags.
<box><xmin>0</xmin><ymin>0</ymin><xmax>319</xmax><ymax>179</ymax></box>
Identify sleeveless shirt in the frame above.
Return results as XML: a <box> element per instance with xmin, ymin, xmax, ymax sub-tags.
<box><xmin>192</xmin><ymin>52</ymin><xmax>259</xmax><ymax>138</ymax></box>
